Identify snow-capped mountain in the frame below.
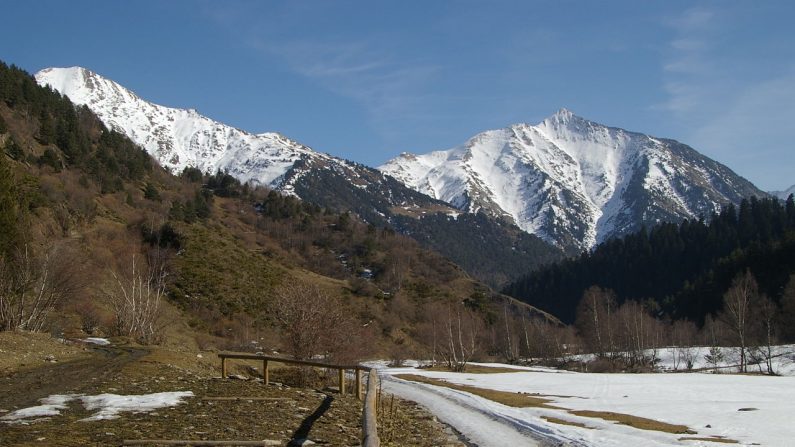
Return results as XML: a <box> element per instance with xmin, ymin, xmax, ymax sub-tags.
<box><xmin>35</xmin><ymin>66</ymin><xmax>563</xmax><ymax>287</ymax></box>
<box><xmin>35</xmin><ymin>66</ymin><xmax>336</xmax><ymax>192</ymax></box>
<box><xmin>380</xmin><ymin>109</ymin><xmax>766</xmax><ymax>251</ymax></box>
<box><xmin>770</xmin><ymin>184</ymin><xmax>795</xmax><ymax>200</ymax></box>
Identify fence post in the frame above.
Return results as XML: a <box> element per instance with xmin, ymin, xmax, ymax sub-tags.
<box><xmin>338</xmin><ymin>368</ymin><xmax>346</xmax><ymax>395</ymax></box>
<box><xmin>263</xmin><ymin>360</ymin><xmax>269</xmax><ymax>385</ymax></box>
<box><xmin>355</xmin><ymin>368</ymin><xmax>363</xmax><ymax>400</ymax></box>
<box><xmin>221</xmin><ymin>357</ymin><xmax>227</xmax><ymax>378</ymax></box>
<box><xmin>362</xmin><ymin>369</ymin><xmax>380</xmax><ymax>447</ymax></box>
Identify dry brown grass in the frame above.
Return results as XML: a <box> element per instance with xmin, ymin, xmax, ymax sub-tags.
<box><xmin>421</xmin><ymin>364</ymin><xmax>527</xmax><ymax>374</ymax></box>
<box><xmin>0</xmin><ymin>331</ymin><xmax>90</xmax><ymax>373</ymax></box>
<box><xmin>395</xmin><ymin>374</ymin><xmax>558</xmax><ymax>408</ymax></box>
<box><xmin>540</xmin><ymin>415</ymin><xmax>593</xmax><ymax>429</ymax></box>
<box><xmin>678</xmin><ymin>436</ymin><xmax>739</xmax><ymax>444</ymax></box>
<box><xmin>569</xmin><ymin>410</ymin><xmax>695</xmax><ymax>434</ymax></box>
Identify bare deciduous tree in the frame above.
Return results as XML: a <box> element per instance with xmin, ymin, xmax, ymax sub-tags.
<box><xmin>750</xmin><ymin>295</ymin><xmax>778</xmax><ymax>375</ymax></box>
<box><xmin>105</xmin><ymin>253</ymin><xmax>167</xmax><ymax>344</ymax></box>
<box><xmin>0</xmin><ymin>244</ymin><xmax>82</xmax><ymax>332</ymax></box>
<box><xmin>718</xmin><ymin>270</ymin><xmax>758</xmax><ymax>373</ymax></box>
<box><xmin>433</xmin><ymin>301</ymin><xmax>482</xmax><ymax>372</ymax></box>
<box><xmin>575</xmin><ymin>286</ymin><xmax>617</xmax><ymax>358</ymax></box>
<box><xmin>615</xmin><ymin>300</ymin><xmax>661</xmax><ymax>368</ymax></box>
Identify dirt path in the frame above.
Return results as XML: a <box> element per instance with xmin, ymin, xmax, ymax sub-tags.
<box><xmin>0</xmin><ymin>344</ymin><xmax>148</xmax><ymax>412</ymax></box>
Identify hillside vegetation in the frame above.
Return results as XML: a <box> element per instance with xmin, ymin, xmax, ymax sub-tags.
<box><xmin>504</xmin><ymin>196</ymin><xmax>795</xmax><ymax>324</ymax></box>
<box><xmin>0</xmin><ymin>61</ymin><xmax>552</xmax><ymax>364</ymax></box>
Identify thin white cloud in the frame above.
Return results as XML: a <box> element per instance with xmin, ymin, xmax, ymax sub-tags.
<box><xmin>659</xmin><ymin>6</ymin><xmax>795</xmax><ymax>190</ymax></box>
<box><xmin>200</xmin><ymin>2</ymin><xmax>439</xmax><ymax>144</ymax></box>
<box><xmin>261</xmin><ymin>38</ymin><xmax>440</xmax><ymax>143</ymax></box>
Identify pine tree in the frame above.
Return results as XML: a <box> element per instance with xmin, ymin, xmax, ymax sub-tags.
<box><xmin>3</xmin><ymin>137</ymin><xmax>23</xmax><ymax>160</ymax></box>
<box><xmin>144</xmin><ymin>182</ymin><xmax>161</xmax><ymax>201</ymax></box>
<box><xmin>779</xmin><ymin>275</ymin><xmax>795</xmax><ymax>342</ymax></box>
<box><xmin>0</xmin><ymin>154</ymin><xmax>22</xmax><ymax>259</ymax></box>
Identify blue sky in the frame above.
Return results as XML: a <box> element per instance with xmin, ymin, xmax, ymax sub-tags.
<box><xmin>2</xmin><ymin>0</ymin><xmax>794</xmax><ymax>190</ymax></box>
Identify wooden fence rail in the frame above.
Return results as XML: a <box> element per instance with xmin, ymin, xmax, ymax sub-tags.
<box><xmin>217</xmin><ymin>352</ymin><xmax>371</xmax><ymax>400</ymax></box>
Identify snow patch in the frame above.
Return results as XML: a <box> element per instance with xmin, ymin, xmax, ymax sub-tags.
<box><xmin>1</xmin><ymin>391</ymin><xmax>194</xmax><ymax>423</ymax></box>
<box><xmin>79</xmin><ymin>391</ymin><xmax>195</xmax><ymax>421</ymax></box>
<box><xmin>0</xmin><ymin>394</ymin><xmax>78</xmax><ymax>422</ymax></box>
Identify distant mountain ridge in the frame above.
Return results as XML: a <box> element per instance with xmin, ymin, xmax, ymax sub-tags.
<box><xmin>380</xmin><ymin>109</ymin><xmax>767</xmax><ymax>252</ymax></box>
<box><xmin>771</xmin><ymin>184</ymin><xmax>795</xmax><ymax>200</ymax></box>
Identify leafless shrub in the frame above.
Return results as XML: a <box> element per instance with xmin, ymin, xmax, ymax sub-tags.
<box><xmin>271</xmin><ymin>282</ymin><xmax>357</xmax><ymax>362</ymax></box>
<box><xmin>669</xmin><ymin>319</ymin><xmax>698</xmax><ymax>370</ymax></box>
<box><xmin>74</xmin><ymin>300</ymin><xmax>103</xmax><ymax>335</ymax></box>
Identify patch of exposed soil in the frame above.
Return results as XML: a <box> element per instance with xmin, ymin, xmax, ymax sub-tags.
<box><xmin>0</xmin><ymin>332</ymin><xmax>91</xmax><ymax>374</ymax></box>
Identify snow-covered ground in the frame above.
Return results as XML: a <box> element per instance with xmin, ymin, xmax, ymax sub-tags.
<box><xmin>1</xmin><ymin>391</ymin><xmax>194</xmax><ymax>423</ymax></box>
<box><xmin>380</xmin><ymin>349</ymin><xmax>795</xmax><ymax>447</ymax></box>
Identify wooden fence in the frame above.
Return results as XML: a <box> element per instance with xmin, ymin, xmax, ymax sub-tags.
<box><xmin>218</xmin><ymin>352</ymin><xmax>381</xmax><ymax>446</ymax></box>
<box><xmin>218</xmin><ymin>352</ymin><xmax>371</xmax><ymax>399</ymax></box>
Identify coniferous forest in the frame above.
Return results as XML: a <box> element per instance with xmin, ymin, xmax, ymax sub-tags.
<box><xmin>504</xmin><ymin>196</ymin><xmax>795</xmax><ymax>324</ymax></box>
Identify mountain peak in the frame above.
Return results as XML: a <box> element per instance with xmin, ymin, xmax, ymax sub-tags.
<box><xmin>552</xmin><ymin>107</ymin><xmax>575</xmax><ymax>120</ymax></box>
<box><xmin>381</xmin><ymin>110</ymin><xmax>765</xmax><ymax>251</ymax></box>
<box><xmin>542</xmin><ymin>108</ymin><xmax>589</xmax><ymax>129</ymax></box>
<box><xmin>36</xmin><ymin>66</ymin><xmax>95</xmax><ymax>93</ymax></box>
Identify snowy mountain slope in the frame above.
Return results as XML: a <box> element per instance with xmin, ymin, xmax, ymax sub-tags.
<box><xmin>35</xmin><ymin>67</ymin><xmax>448</xmax><ymax>214</ymax></box>
<box><xmin>381</xmin><ymin>109</ymin><xmax>766</xmax><ymax>251</ymax></box>
<box><xmin>35</xmin><ymin>66</ymin><xmax>330</xmax><ymax>189</ymax></box>
<box><xmin>35</xmin><ymin>66</ymin><xmax>563</xmax><ymax>286</ymax></box>
<box><xmin>771</xmin><ymin>184</ymin><xmax>795</xmax><ymax>200</ymax></box>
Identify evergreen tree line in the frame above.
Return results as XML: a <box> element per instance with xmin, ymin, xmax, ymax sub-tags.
<box><xmin>503</xmin><ymin>195</ymin><xmax>795</xmax><ymax>325</ymax></box>
<box><xmin>0</xmin><ymin>61</ymin><xmax>152</xmax><ymax>193</ymax></box>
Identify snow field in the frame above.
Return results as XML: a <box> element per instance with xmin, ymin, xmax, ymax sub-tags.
<box><xmin>382</xmin><ymin>359</ymin><xmax>795</xmax><ymax>446</ymax></box>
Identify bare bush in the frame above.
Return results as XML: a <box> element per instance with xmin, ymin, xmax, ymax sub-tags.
<box><xmin>669</xmin><ymin>320</ymin><xmax>698</xmax><ymax>370</ymax></box>
<box><xmin>74</xmin><ymin>300</ymin><xmax>104</xmax><ymax>335</ymax></box>
<box><xmin>526</xmin><ymin>318</ymin><xmax>579</xmax><ymax>366</ymax></box>
<box><xmin>271</xmin><ymin>282</ymin><xmax>358</xmax><ymax>363</ymax></box>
